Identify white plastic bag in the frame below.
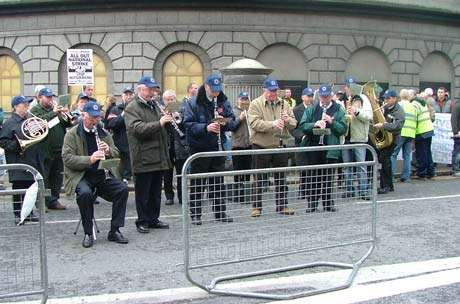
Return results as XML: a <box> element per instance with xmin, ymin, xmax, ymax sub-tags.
<box><xmin>18</xmin><ymin>181</ymin><xmax>38</xmax><ymax>225</ymax></box>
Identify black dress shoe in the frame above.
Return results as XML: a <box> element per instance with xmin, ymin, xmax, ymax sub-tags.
<box><xmin>149</xmin><ymin>220</ymin><xmax>169</xmax><ymax>229</ymax></box>
<box><xmin>324</xmin><ymin>206</ymin><xmax>338</xmax><ymax>212</ymax></box>
<box><xmin>305</xmin><ymin>207</ymin><xmax>318</xmax><ymax>213</ymax></box>
<box><xmin>82</xmin><ymin>234</ymin><xmax>94</xmax><ymax>248</ymax></box>
<box><xmin>108</xmin><ymin>230</ymin><xmax>129</xmax><ymax>244</ymax></box>
<box><xmin>14</xmin><ymin>216</ymin><xmax>22</xmax><ymax>226</ymax></box>
<box><xmin>377</xmin><ymin>187</ymin><xmax>389</xmax><ymax>194</ymax></box>
<box><xmin>136</xmin><ymin>224</ymin><xmax>150</xmax><ymax>233</ymax></box>
<box><xmin>361</xmin><ymin>195</ymin><xmax>371</xmax><ymax>201</ymax></box>
<box><xmin>165</xmin><ymin>199</ymin><xmax>174</xmax><ymax>205</ymax></box>
<box><xmin>215</xmin><ymin>212</ymin><xmax>233</xmax><ymax>223</ymax></box>
<box><xmin>25</xmin><ymin>212</ymin><xmax>40</xmax><ymax>223</ymax></box>
<box><xmin>191</xmin><ymin>216</ymin><xmax>202</xmax><ymax>225</ymax></box>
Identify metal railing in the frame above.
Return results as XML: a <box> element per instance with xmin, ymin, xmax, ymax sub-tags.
<box><xmin>0</xmin><ymin>164</ymin><xmax>48</xmax><ymax>304</ymax></box>
<box><xmin>182</xmin><ymin>144</ymin><xmax>377</xmax><ymax>300</ymax></box>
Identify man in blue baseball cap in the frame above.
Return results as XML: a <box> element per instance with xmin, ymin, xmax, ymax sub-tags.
<box><xmin>374</xmin><ymin>89</ymin><xmax>405</xmax><ymax>194</ymax></box>
<box><xmin>62</xmin><ymin>100</ymin><xmax>129</xmax><ymax>248</ymax></box>
<box><xmin>290</xmin><ymin>87</ymin><xmax>316</xmax><ymax>201</ymax></box>
<box><xmin>183</xmin><ymin>73</ymin><xmax>238</xmax><ymax>225</ymax></box>
<box><xmin>124</xmin><ymin>76</ymin><xmax>173</xmax><ymax>233</ymax></box>
<box><xmin>247</xmin><ymin>77</ymin><xmax>297</xmax><ymax>217</ymax></box>
<box><xmin>0</xmin><ymin>95</ymin><xmax>43</xmax><ymax>224</ymax></box>
<box><xmin>31</xmin><ymin>87</ymin><xmax>73</xmax><ymax>211</ymax></box>
<box><xmin>299</xmin><ymin>84</ymin><xmax>347</xmax><ymax>212</ymax></box>
<box><xmin>231</xmin><ymin>91</ymin><xmax>252</xmax><ymax>203</ymax></box>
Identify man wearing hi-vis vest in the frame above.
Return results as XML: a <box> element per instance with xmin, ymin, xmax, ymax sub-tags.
<box><xmin>412</xmin><ymin>94</ymin><xmax>435</xmax><ymax>179</ymax></box>
<box><xmin>391</xmin><ymin>89</ymin><xmax>416</xmax><ymax>182</ymax></box>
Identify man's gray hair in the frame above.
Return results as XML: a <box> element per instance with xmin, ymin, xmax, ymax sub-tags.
<box><xmin>162</xmin><ymin>89</ymin><xmax>176</xmax><ymax>99</ymax></box>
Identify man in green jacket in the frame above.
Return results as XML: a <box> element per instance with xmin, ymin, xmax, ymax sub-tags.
<box><xmin>62</xmin><ymin>101</ymin><xmax>128</xmax><ymax>248</ymax></box>
<box><xmin>124</xmin><ymin>76</ymin><xmax>172</xmax><ymax>233</ymax></box>
<box><xmin>300</xmin><ymin>84</ymin><xmax>347</xmax><ymax>212</ymax></box>
<box><xmin>31</xmin><ymin>87</ymin><xmax>72</xmax><ymax>210</ymax></box>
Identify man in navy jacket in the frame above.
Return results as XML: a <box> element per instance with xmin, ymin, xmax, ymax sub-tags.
<box><xmin>183</xmin><ymin>74</ymin><xmax>237</xmax><ymax>225</ymax></box>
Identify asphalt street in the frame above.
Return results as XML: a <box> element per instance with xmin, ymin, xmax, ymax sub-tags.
<box><xmin>1</xmin><ymin>174</ymin><xmax>460</xmax><ymax>303</ymax></box>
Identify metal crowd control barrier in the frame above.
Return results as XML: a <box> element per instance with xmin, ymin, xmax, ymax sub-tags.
<box><xmin>0</xmin><ymin>164</ymin><xmax>48</xmax><ymax>304</ymax></box>
<box><xmin>182</xmin><ymin>144</ymin><xmax>377</xmax><ymax>300</ymax></box>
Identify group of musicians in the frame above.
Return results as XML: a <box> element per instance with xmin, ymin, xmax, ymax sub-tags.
<box><xmin>0</xmin><ymin>73</ymin><xmax>408</xmax><ymax>248</ymax></box>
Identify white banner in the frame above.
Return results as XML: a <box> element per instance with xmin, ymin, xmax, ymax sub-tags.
<box><xmin>67</xmin><ymin>49</ymin><xmax>94</xmax><ymax>85</ymax></box>
<box><xmin>431</xmin><ymin>113</ymin><xmax>453</xmax><ymax>164</ymax></box>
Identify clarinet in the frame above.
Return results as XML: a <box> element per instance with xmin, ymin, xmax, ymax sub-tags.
<box><xmin>154</xmin><ymin>99</ymin><xmax>185</xmax><ymax>138</ymax></box>
<box><xmin>94</xmin><ymin>127</ymin><xmax>110</xmax><ymax>180</ymax></box>
<box><xmin>214</xmin><ymin>97</ymin><xmax>223</xmax><ymax>151</ymax></box>
<box><xmin>319</xmin><ymin>106</ymin><xmax>327</xmax><ymax>145</ymax></box>
<box><xmin>279</xmin><ymin>99</ymin><xmax>285</xmax><ymax>148</ymax></box>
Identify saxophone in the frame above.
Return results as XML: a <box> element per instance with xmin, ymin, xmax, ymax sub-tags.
<box><xmin>362</xmin><ymin>81</ymin><xmax>393</xmax><ymax>149</ymax></box>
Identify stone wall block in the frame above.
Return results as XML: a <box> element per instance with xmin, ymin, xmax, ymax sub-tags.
<box><xmin>133</xmin><ymin>57</ymin><xmax>154</xmax><ymax>70</ymax></box>
<box><xmin>319</xmin><ymin>71</ymin><xmax>336</xmax><ymax>83</ymax></box>
<box><xmin>23</xmin><ymin>59</ymin><xmax>40</xmax><ymax>72</ymax></box>
<box><xmin>32</xmin><ymin>46</ymin><xmax>48</xmax><ymax>59</ymax></box>
<box><xmin>162</xmin><ymin>32</ymin><xmax>178</xmax><ymax>45</ymax></box>
<box><xmin>391</xmin><ymin>62</ymin><xmax>405</xmax><ymax>74</ymax></box>
<box><xmin>40</xmin><ymin>59</ymin><xmax>59</xmax><ymax>72</ymax></box>
<box><xmin>233</xmin><ymin>32</ymin><xmax>266</xmax><ymax>50</ymax></box>
<box><xmin>405</xmin><ymin>62</ymin><xmax>420</xmax><ymax>74</ymax></box>
<box><xmin>243</xmin><ymin>43</ymin><xmax>259</xmax><ymax>59</ymax></box>
<box><xmin>114</xmin><ymin>70</ymin><xmax>123</xmax><ymax>82</ymax></box>
<box><xmin>90</xmin><ymin>33</ymin><xmax>106</xmax><ymax>46</ymax></box>
<box><xmin>261</xmin><ymin>32</ymin><xmax>276</xmax><ymax>46</ymax></box>
<box><xmin>398</xmin><ymin>49</ymin><xmax>413</xmax><ymax>62</ymax></box>
<box><xmin>123</xmin><ymin>43</ymin><xmax>143</xmax><ymax>57</ymax></box>
<box><xmin>336</xmin><ymin>45</ymin><xmax>350</xmax><ymax>60</ymax></box>
<box><xmin>188</xmin><ymin>31</ymin><xmax>205</xmax><ymax>44</ymax></box>
<box><xmin>33</xmin><ymin>72</ymin><xmax>49</xmax><ymax>84</ymax></box>
<box><xmin>176</xmin><ymin>31</ymin><xmax>188</xmax><ymax>42</ymax></box>
<box><xmin>199</xmin><ymin>32</ymin><xmax>232</xmax><ymax>50</ymax></box>
<box><xmin>328</xmin><ymin>58</ymin><xmax>345</xmax><ymax>71</ymax></box>
<box><xmin>298</xmin><ymin>33</ymin><xmax>328</xmax><ymax>50</ymax></box>
<box><xmin>41</xmin><ymin>34</ymin><xmax>70</xmax><ymax>52</ymax></box>
<box><xmin>13</xmin><ymin>36</ymin><xmax>39</xmax><ymax>54</ymax></box>
<box><xmin>319</xmin><ymin>45</ymin><xmax>337</xmax><ymax>58</ymax></box>
<box><xmin>101</xmin><ymin>32</ymin><xmax>132</xmax><ymax>52</ymax></box>
<box><xmin>65</xmin><ymin>34</ymin><xmax>80</xmax><ymax>47</ymax></box>
<box><xmin>142</xmin><ymin>43</ymin><xmax>159</xmax><ymax>60</ymax></box>
<box><xmin>223</xmin><ymin>43</ymin><xmax>242</xmax><ymax>56</ymax></box>
<box><xmin>308</xmin><ymin>58</ymin><xmax>328</xmax><ymax>70</ymax></box>
<box><xmin>303</xmin><ymin>45</ymin><xmax>320</xmax><ymax>61</ymax></box>
<box><xmin>79</xmin><ymin>33</ymin><xmax>91</xmax><ymax>43</ymax></box>
<box><xmin>18</xmin><ymin>47</ymin><xmax>32</xmax><ymax>62</ymax></box>
<box><xmin>207</xmin><ymin>43</ymin><xmax>222</xmax><ymax>59</ymax></box>
<box><xmin>382</xmin><ymin>38</ymin><xmax>405</xmax><ymax>55</ymax></box>
<box><xmin>275</xmin><ymin>32</ymin><xmax>288</xmax><ymax>43</ymax></box>
<box><xmin>113</xmin><ymin>57</ymin><xmax>133</xmax><ymax>70</ymax></box>
<box><xmin>211</xmin><ymin>56</ymin><xmax>232</xmax><ymax>70</ymax></box>
<box><xmin>124</xmin><ymin>70</ymin><xmax>143</xmax><ymax>83</ymax></box>
<box><xmin>108</xmin><ymin>44</ymin><xmax>123</xmax><ymax>61</ymax></box>
<box><xmin>287</xmin><ymin>33</ymin><xmax>302</xmax><ymax>47</ymax></box>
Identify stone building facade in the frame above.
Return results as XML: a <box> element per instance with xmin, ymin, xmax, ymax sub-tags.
<box><xmin>0</xmin><ymin>1</ymin><xmax>459</xmax><ymax>110</ymax></box>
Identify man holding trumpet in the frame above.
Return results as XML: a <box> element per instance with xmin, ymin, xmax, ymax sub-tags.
<box><xmin>31</xmin><ymin>87</ymin><xmax>73</xmax><ymax>211</ymax></box>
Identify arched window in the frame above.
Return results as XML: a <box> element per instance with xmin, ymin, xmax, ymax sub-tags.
<box><xmin>68</xmin><ymin>53</ymin><xmax>108</xmax><ymax>106</ymax></box>
<box><xmin>163</xmin><ymin>51</ymin><xmax>203</xmax><ymax>101</ymax></box>
<box><xmin>0</xmin><ymin>54</ymin><xmax>21</xmax><ymax>111</ymax></box>
<box><xmin>419</xmin><ymin>51</ymin><xmax>453</xmax><ymax>93</ymax></box>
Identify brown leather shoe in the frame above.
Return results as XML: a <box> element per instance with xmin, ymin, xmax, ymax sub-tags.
<box><xmin>48</xmin><ymin>201</ymin><xmax>67</xmax><ymax>210</ymax></box>
<box><xmin>251</xmin><ymin>208</ymin><xmax>261</xmax><ymax>217</ymax></box>
<box><xmin>277</xmin><ymin>207</ymin><xmax>295</xmax><ymax>215</ymax></box>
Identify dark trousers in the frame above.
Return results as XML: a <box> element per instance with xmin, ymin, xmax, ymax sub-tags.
<box><xmin>252</xmin><ymin>145</ymin><xmax>288</xmax><ymax>210</ymax></box>
<box><xmin>162</xmin><ymin>167</ymin><xmax>174</xmax><ymax>200</ymax></box>
<box><xmin>44</xmin><ymin>152</ymin><xmax>63</xmax><ymax>208</ymax></box>
<box><xmin>378</xmin><ymin>143</ymin><xmax>395</xmax><ymax>190</ymax></box>
<box><xmin>415</xmin><ymin>136</ymin><xmax>434</xmax><ymax>178</ymax></box>
<box><xmin>296</xmin><ymin>152</ymin><xmax>310</xmax><ymax>200</ymax></box>
<box><xmin>119</xmin><ymin>151</ymin><xmax>132</xmax><ymax>180</ymax></box>
<box><xmin>12</xmin><ymin>180</ymin><xmax>34</xmax><ymax>218</ymax></box>
<box><xmin>232</xmin><ymin>148</ymin><xmax>252</xmax><ymax>203</ymax></box>
<box><xmin>76</xmin><ymin>172</ymin><xmax>128</xmax><ymax>235</ymax></box>
<box><xmin>175</xmin><ymin>158</ymin><xmax>186</xmax><ymax>204</ymax></box>
<box><xmin>134</xmin><ymin>171</ymin><xmax>164</xmax><ymax>226</ymax></box>
<box><xmin>307</xmin><ymin>151</ymin><xmax>337</xmax><ymax>209</ymax></box>
<box><xmin>189</xmin><ymin>155</ymin><xmax>226</xmax><ymax>218</ymax></box>
<box><xmin>452</xmin><ymin>138</ymin><xmax>460</xmax><ymax>172</ymax></box>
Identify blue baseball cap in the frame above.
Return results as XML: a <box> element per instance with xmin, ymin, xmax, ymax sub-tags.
<box><xmin>302</xmin><ymin>87</ymin><xmax>314</xmax><ymax>96</ymax></box>
<box><xmin>83</xmin><ymin>101</ymin><xmax>102</xmax><ymax>117</ymax></box>
<box><xmin>238</xmin><ymin>91</ymin><xmax>250</xmax><ymax>99</ymax></box>
<box><xmin>38</xmin><ymin>87</ymin><xmax>56</xmax><ymax>97</ymax></box>
<box><xmin>345</xmin><ymin>77</ymin><xmax>356</xmax><ymax>86</ymax></box>
<box><xmin>205</xmin><ymin>74</ymin><xmax>223</xmax><ymax>92</ymax></box>
<box><xmin>318</xmin><ymin>84</ymin><xmax>332</xmax><ymax>97</ymax></box>
<box><xmin>138</xmin><ymin>76</ymin><xmax>160</xmax><ymax>88</ymax></box>
<box><xmin>11</xmin><ymin>95</ymin><xmax>33</xmax><ymax>107</ymax></box>
<box><xmin>383</xmin><ymin>89</ymin><xmax>398</xmax><ymax>99</ymax></box>
<box><xmin>122</xmin><ymin>86</ymin><xmax>134</xmax><ymax>93</ymax></box>
<box><xmin>263</xmin><ymin>78</ymin><xmax>279</xmax><ymax>91</ymax></box>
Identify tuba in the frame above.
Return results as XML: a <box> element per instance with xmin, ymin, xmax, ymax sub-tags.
<box><xmin>15</xmin><ymin>116</ymin><xmax>49</xmax><ymax>152</ymax></box>
<box><xmin>362</xmin><ymin>81</ymin><xmax>393</xmax><ymax>149</ymax></box>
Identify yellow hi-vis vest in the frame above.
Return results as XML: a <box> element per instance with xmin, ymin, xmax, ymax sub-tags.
<box><xmin>413</xmin><ymin>100</ymin><xmax>434</xmax><ymax>135</ymax></box>
<box><xmin>400</xmin><ymin>100</ymin><xmax>416</xmax><ymax>138</ymax></box>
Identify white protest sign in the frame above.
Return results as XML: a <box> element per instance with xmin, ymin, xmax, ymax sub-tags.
<box><xmin>431</xmin><ymin>113</ymin><xmax>453</xmax><ymax>164</ymax></box>
<box><xmin>67</xmin><ymin>49</ymin><xmax>94</xmax><ymax>85</ymax></box>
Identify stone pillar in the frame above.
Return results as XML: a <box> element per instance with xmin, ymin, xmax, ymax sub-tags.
<box><xmin>220</xmin><ymin>58</ymin><xmax>273</xmax><ymax>106</ymax></box>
